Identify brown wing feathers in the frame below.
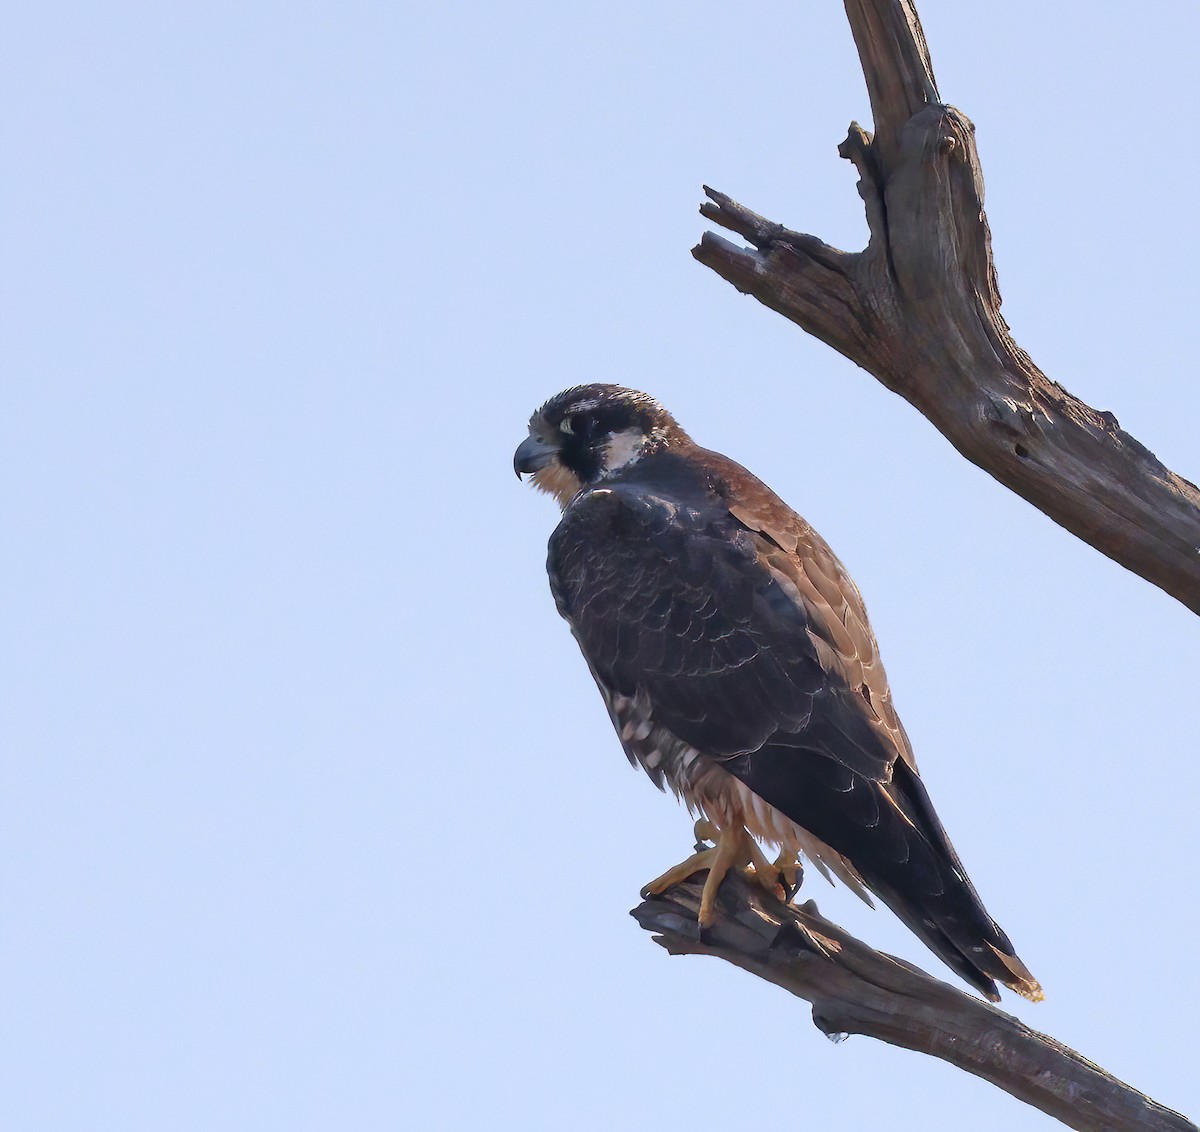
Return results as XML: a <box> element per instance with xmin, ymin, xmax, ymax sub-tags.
<box><xmin>547</xmin><ymin>443</ymin><xmax>1041</xmax><ymax>1002</ymax></box>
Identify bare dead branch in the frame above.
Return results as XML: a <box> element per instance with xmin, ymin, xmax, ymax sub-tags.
<box><xmin>845</xmin><ymin>0</ymin><xmax>939</xmax><ymax>161</ymax></box>
<box><xmin>632</xmin><ymin>873</ymin><xmax>1197</xmax><ymax>1132</ymax></box>
<box><xmin>693</xmin><ymin>0</ymin><xmax>1200</xmax><ymax>613</ymax></box>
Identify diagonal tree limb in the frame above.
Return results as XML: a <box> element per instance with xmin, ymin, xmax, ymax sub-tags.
<box><xmin>693</xmin><ymin>0</ymin><xmax>1200</xmax><ymax>614</ymax></box>
<box><xmin>632</xmin><ymin>873</ymin><xmax>1197</xmax><ymax>1132</ymax></box>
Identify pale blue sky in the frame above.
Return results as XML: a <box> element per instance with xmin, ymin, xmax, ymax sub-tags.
<box><xmin>4</xmin><ymin>2</ymin><xmax>1198</xmax><ymax>1129</ymax></box>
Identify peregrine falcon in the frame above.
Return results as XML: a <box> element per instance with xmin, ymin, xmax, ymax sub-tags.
<box><xmin>515</xmin><ymin>384</ymin><xmax>1041</xmax><ymax>1002</ymax></box>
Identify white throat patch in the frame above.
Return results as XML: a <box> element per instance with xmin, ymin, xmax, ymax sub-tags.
<box><xmin>602</xmin><ymin>428</ymin><xmax>648</xmax><ymax>474</ymax></box>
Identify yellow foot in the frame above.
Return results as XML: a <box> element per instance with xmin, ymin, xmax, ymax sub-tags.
<box><xmin>643</xmin><ymin>823</ymin><xmax>792</xmax><ymax>928</ymax></box>
<box><xmin>769</xmin><ymin>849</ymin><xmax>803</xmax><ymax>901</ymax></box>
<box><xmin>642</xmin><ymin>846</ymin><xmax>720</xmax><ymax>898</ymax></box>
<box><xmin>638</xmin><ymin>819</ymin><xmax>726</xmax><ymax>896</ymax></box>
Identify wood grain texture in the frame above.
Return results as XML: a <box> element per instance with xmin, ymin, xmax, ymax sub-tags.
<box><xmin>632</xmin><ymin>872</ymin><xmax>1197</xmax><ymax>1132</ymax></box>
<box><xmin>693</xmin><ymin>0</ymin><xmax>1200</xmax><ymax>613</ymax></box>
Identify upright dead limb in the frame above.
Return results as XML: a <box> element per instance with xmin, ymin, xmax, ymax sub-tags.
<box><xmin>632</xmin><ymin>873</ymin><xmax>1196</xmax><ymax>1132</ymax></box>
<box><xmin>694</xmin><ymin>0</ymin><xmax>1200</xmax><ymax>613</ymax></box>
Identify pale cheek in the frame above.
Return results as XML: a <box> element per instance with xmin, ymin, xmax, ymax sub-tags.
<box><xmin>603</xmin><ymin>430</ymin><xmax>646</xmax><ymax>471</ymax></box>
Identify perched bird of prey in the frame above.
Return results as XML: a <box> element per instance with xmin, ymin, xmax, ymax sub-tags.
<box><xmin>515</xmin><ymin>384</ymin><xmax>1042</xmax><ymax>1003</ymax></box>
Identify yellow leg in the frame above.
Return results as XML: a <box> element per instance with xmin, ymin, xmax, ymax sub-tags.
<box><xmin>643</xmin><ymin>822</ymin><xmax>794</xmax><ymax>927</ymax></box>
<box><xmin>696</xmin><ymin>826</ymin><xmax>747</xmax><ymax>926</ymax></box>
<box><xmin>743</xmin><ymin>837</ymin><xmax>778</xmax><ymax>886</ymax></box>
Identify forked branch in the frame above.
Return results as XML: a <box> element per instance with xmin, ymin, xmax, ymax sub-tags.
<box><xmin>694</xmin><ymin>0</ymin><xmax>1200</xmax><ymax>613</ymax></box>
<box><xmin>632</xmin><ymin>873</ymin><xmax>1197</xmax><ymax>1132</ymax></box>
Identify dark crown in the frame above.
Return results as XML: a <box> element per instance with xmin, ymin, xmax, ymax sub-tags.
<box><xmin>532</xmin><ymin>384</ymin><xmax>679</xmax><ymax>438</ymax></box>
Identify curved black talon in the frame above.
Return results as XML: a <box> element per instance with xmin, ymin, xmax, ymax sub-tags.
<box><xmin>780</xmin><ymin>860</ymin><xmax>804</xmax><ymax>903</ymax></box>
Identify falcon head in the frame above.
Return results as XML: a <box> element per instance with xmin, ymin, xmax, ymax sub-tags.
<box><xmin>514</xmin><ymin>384</ymin><xmax>686</xmax><ymax>506</ymax></box>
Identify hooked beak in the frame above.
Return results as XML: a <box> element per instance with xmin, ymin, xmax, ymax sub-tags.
<box><xmin>514</xmin><ymin>433</ymin><xmax>558</xmax><ymax>478</ymax></box>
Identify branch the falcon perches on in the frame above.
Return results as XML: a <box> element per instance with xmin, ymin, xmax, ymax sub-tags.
<box><xmin>515</xmin><ymin>384</ymin><xmax>1042</xmax><ymax>1003</ymax></box>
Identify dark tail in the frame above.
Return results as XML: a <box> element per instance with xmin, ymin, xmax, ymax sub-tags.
<box><xmin>869</xmin><ymin>760</ymin><xmax>1043</xmax><ymax>1002</ymax></box>
<box><xmin>730</xmin><ymin>750</ymin><xmax>1043</xmax><ymax>1002</ymax></box>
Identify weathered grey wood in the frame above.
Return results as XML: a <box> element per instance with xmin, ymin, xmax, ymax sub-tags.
<box><xmin>633</xmin><ymin>873</ymin><xmax>1197</xmax><ymax>1132</ymax></box>
<box><xmin>693</xmin><ymin>0</ymin><xmax>1200</xmax><ymax>614</ymax></box>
